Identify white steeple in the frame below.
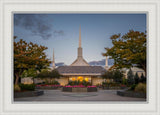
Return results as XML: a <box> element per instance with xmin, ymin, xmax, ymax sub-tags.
<box><xmin>105</xmin><ymin>56</ymin><xmax>109</xmax><ymax>70</ymax></box>
<box><xmin>71</xmin><ymin>26</ymin><xmax>89</xmax><ymax>66</ymax></box>
<box><xmin>79</xmin><ymin>25</ymin><xmax>81</xmax><ymax>48</ymax></box>
<box><xmin>52</xmin><ymin>49</ymin><xmax>55</xmax><ymax>69</ymax></box>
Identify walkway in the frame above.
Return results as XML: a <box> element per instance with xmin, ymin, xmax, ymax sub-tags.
<box><xmin>14</xmin><ymin>89</ymin><xmax>146</xmax><ymax>102</ymax></box>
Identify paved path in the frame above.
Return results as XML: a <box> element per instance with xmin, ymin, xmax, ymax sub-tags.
<box><xmin>14</xmin><ymin>89</ymin><xmax>146</xmax><ymax>102</ymax></box>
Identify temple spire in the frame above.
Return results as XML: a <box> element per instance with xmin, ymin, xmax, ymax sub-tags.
<box><xmin>79</xmin><ymin>25</ymin><xmax>81</xmax><ymax>48</ymax></box>
<box><xmin>52</xmin><ymin>49</ymin><xmax>55</xmax><ymax>69</ymax></box>
<box><xmin>105</xmin><ymin>56</ymin><xmax>109</xmax><ymax>70</ymax></box>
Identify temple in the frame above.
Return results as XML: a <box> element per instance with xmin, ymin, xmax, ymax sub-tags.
<box><xmin>21</xmin><ymin>27</ymin><xmax>145</xmax><ymax>85</ymax></box>
<box><xmin>55</xmin><ymin>27</ymin><xmax>107</xmax><ymax>85</ymax></box>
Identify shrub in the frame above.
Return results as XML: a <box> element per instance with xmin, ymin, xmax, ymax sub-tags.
<box><xmin>14</xmin><ymin>84</ymin><xmax>21</xmax><ymax>92</ymax></box>
<box><xmin>19</xmin><ymin>84</ymin><xmax>35</xmax><ymax>91</ymax></box>
<box><xmin>134</xmin><ymin>83</ymin><xmax>146</xmax><ymax>93</ymax></box>
<box><xmin>52</xmin><ymin>80</ymin><xmax>60</xmax><ymax>85</ymax></box>
<box><xmin>130</xmin><ymin>84</ymin><xmax>137</xmax><ymax>91</ymax></box>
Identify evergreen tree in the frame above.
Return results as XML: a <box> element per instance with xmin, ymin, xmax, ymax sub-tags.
<box><xmin>113</xmin><ymin>69</ymin><xmax>124</xmax><ymax>83</ymax></box>
<box><xmin>140</xmin><ymin>73</ymin><xmax>146</xmax><ymax>83</ymax></box>
<box><xmin>134</xmin><ymin>72</ymin><xmax>139</xmax><ymax>84</ymax></box>
<box><xmin>127</xmin><ymin>69</ymin><xmax>135</xmax><ymax>85</ymax></box>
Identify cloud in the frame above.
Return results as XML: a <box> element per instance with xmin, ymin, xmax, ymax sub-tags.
<box><xmin>14</xmin><ymin>14</ymin><xmax>64</xmax><ymax>40</ymax></box>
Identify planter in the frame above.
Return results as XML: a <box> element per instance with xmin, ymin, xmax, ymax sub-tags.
<box><xmin>117</xmin><ymin>90</ymin><xmax>146</xmax><ymax>98</ymax></box>
<box><xmin>87</xmin><ymin>87</ymin><xmax>97</xmax><ymax>92</ymax></box>
<box><xmin>14</xmin><ymin>90</ymin><xmax>44</xmax><ymax>98</ymax></box>
<box><xmin>103</xmin><ymin>87</ymin><xmax>120</xmax><ymax>90</ymax></box>
<box><xmin>62</xmin><ymin>87</ymin><xmax>97</xmax><ymax>92</ymax></box>
<box><xmin>62</xmin><ymin>87</ymin><xmax>72</xmax><ymax>92</ymax></box>
<box><xmin>36</xmin><ymin>85</ymin><xmax>61</xmax><ymax>90</ymax></box>
<box><xmin>36</xmin><ymin>86</ymin><xmax>59</xmax><ymax>90</ymax></box>
<box><xmin>103</xmin><ymin>86</ymin><xmax>127</xmax><ymax>90</ymax></box>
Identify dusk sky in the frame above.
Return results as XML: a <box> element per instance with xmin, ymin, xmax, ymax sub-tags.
<box><xmin>14</xmin><ymin>14</ymin><xmax>146</xmax><ymax>65</ymax></box>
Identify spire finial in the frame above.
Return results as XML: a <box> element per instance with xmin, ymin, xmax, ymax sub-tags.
<box><xmin>79</xmin><ymin>25</ymin><xmax>81</xmax><ymax>47</ymax></box>
<box><xmin>52</xmin><ymin>49</ymin><xmax>55</xmax><ymax>69</ymax></box>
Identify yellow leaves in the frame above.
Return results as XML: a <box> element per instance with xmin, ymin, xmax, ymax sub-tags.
<box><xmin>103</xmin><ymin>30</ymin><xmax>146</xmax><ymax>70</ymax></box>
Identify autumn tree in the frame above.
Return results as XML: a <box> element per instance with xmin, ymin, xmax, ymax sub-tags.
<box><xmin>14</xmin><ymin>36</ymin><xmax>51</xmax><ymax>85</ymax></box>
<box><xmin>103</xmin><ymin>30</ymin><xmax>146</xmax><ymax>74</ymax></box>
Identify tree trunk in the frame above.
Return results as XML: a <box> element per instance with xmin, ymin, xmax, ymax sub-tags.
<box><xmin>15</xmin><ymin>73</ymin><xmax>19</xmax><ymax>85</ymax></box>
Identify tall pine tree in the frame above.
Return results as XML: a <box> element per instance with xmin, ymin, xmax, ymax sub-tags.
<box><xmin>127</xmin><ymin>69</ymin><xmax>135</xmax><ymax>85</ymax></box>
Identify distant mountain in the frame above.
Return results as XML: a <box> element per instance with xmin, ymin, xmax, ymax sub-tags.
<box><xmin>88</xmin><ymin>59</ymin><xmax>114</xmax><ymax>66</ymax></box>
<box><xmin>55</xmin><ymin>62</ymin><xmax>65</xmax><ymax>66</ymax></box>
<box><xmin>50</xmin><ymin>62</ymin><xmax>65</xmax><ymax>67</ymax></box>
<box><xmin>49</xmin><ymin>59</ymin><xmax>114</xmax><ymax>67</ymax></box>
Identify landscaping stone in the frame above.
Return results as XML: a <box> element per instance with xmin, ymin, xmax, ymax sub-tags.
<box><xmin>117</xmin><ymin>90</ymin><xmax>146</xmax><ymax>98</ymax></box>
<box><xmin>14</xmin><ymin>90</ymin><xmax>44</xmax><ymax>98</ymax></box>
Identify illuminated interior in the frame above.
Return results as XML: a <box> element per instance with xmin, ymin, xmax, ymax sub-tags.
<box><xmin>69</xmin><ymin>76</ymin><xmax>91</xmax><ymax>82</ymax></box>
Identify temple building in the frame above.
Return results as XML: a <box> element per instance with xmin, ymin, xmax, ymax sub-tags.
<box><xmin>55</xmin><ymin>27</ymin><xmax>107</xmax><ymax>85</ymax></box>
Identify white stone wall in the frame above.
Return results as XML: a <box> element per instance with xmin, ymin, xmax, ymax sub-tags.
<box><xmin>55</xmin><ymin>77</ymin><xmax>68</xmax><ymax>86</ymax></box>
<box><xmin>92</xmin><ymin>78</ymin><xmax>104</xmax><ymax>85</ymax></box>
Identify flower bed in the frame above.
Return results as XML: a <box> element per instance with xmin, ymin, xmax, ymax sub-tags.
<box><xmin>36</xmin><ymin>85</ymin><xmax>62</xmax><ymax>89</ymax></box>
<box><xmin>62</xmin><ymin>85</ymin><xmax>97</xmax><ymax>92</ymax></box>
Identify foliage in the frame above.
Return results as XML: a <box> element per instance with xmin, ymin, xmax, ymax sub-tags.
<box><xmin>21</xmin><ymin>68</ymin><xmax>37</xmax><ymax>78</ymax></box>
<box><xmin>122</xmin><ymin>77</ymin><xmax>128</xmax><ymax>85</ymax></box>
<box><xmin>103</xmin><ymin>30</ymin><xmax>146</xmax><ymax>73</ymax></box>
<box><xmin>101</xmin><ymin>69</ymin><xmax>123</xmax><ymax>83</ymax></box>
<box><xmin>101</xmin><ymin>71</ymin><xmax>113</xmax><ymax>79</ymax></box>
<box><xmin>19</xmin><ymin>84</ymin><xmax>35</xmax><ymax>91</ymax></box>
<box><xmin>14</xmin><ymin>84</ymin><xmax>21</xmax><ymax>92</ymax></box>
<box><xmin>21</xmin><ymin>68</ymin><xmax>38</xmax><ymax>83</ymax></box>
<box><xmin>130</xmin><ymin>84</ymin><xmax>137</xmax><ymax>91</ymax></box>
<box><xmin>67</xmin><ymin>80</ymin><xmax>91</xmax><ymax>86</ymax></box>
<box><xmin>49</xmin><ymin>69</ymin><xmax>61</xmax><ymax>79</ymax></box>
<box><xmin>127</xmin><ymin>69</ymin><xmax>135</xmax><ymax>85</ymax></box>
<box><xmin>134</xmin><ymin>83</ymin><xmax>146</xmax><ymax>93</ymax></box>
<box><xmin>134</xmin><ymin>72</ymin><xmax>139</xmax><ymax>84</ymax></box>
<box><xmin>112</xmin><ymin>69</ymin><xmax>124</xmax><ymax>83</ymax></box>
<box><xmin>14</xmin><ymin>36</ymin><xmax>51</xmax><ymax>84</ymax></box>
<box><xmin>36</xmin><ymin>69</ymin><xmax>50</xmax><ymax>79</ymax></box>
<box><xmin>52</xmin><ymin>80</ymin><xmax>60</xmax><ymax>85</ymax></box>
<box><xmin>139</xmin><ymin>73</ymin><xmax>146</xmax><ymax>83</ymax></box>
<box><xmin>36</xmin><ymin>69</ymin><xmax>61</xmax><ymax>83</ymax></box>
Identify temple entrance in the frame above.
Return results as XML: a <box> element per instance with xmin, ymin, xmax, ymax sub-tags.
<box><xmin>69</xmin><ymin>76</ymin><xmax>91</xmax><ymax>83</ymax></box>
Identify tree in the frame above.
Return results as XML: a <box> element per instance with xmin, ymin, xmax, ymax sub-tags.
<box><xmin>36</xmin><ymin>69</ymin><xmax>50</xmax><ymax>84</ymax></box>
<box><xmin>134</xmin><ymin>72</ymin><xmax>139</xmax><ymax>84</ymax></box>
<box><xmin>21</xmin><ymin>68</ymin><xmax>38</xmax><ymax>84</ymax></box>
<box><xmin>103</xmin><ymin>30</ymin><xmax>146</xmax><ymax>74</ymax></box>
<box><xmin>127</xmin><ymin>69</ymin><xmax>135</xmax><ymax>85</ymax></box>
<box><xmin>101</xmin><ymin>71</ymin><xmax>113</xmax><ymax>80</ymax></box>
<box><xmin>36</xmin><ymin>69</ymin><xmax>61</xmax><ymax>84</ymax></box>
<box><xmin>48</xmin><ymin>69</ymin><xmax>61</xmax><ymax>83</ymax></box>
<box><xmin>140</xmin><ymin>73</ymin><xmax>146</xmax><ymax>83</ymax></box>
<box><xmin>14</xmin><ymin>36</ymin><xmax>51</xmax><ymax>84</ymax></box>
<box><xmin>113</xmin><ymin>69</ymin><xmax>124</xmax><ymax>83</ymax></box>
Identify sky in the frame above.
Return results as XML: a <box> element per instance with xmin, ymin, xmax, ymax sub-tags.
<box><xmin>14</xmin><ymin>13</ymin><xmax>146</xmax><ymax>65</ymax></box>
